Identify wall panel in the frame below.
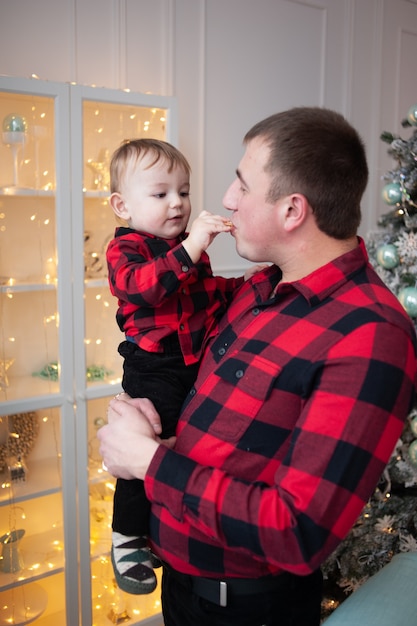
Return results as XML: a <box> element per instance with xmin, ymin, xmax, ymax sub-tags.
<box><xmin>0</xmin><ymin>0</ymin><xmax>75</xmax><ymax>81</ymax></box>
<box><xmin>75</xmin><ymin>0</ymin><xmax>119</xmax><ymax>88</ymax></box>
<box><xmin>203</xmin><ymin>0</ymin><xmax>352</xmax><ymax>273</ymax></box>
<box><xmin>124</xmin><ymin>0</ymin><xmax>173</xmax><ymax>95</ymax></box>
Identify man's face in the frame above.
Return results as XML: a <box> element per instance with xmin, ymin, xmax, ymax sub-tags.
<box><xmin>222</xmin><ymin>137</ymin><xmax>279</xmax><ymax>263</ymax></box>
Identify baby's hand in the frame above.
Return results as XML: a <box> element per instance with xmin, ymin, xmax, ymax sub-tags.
<box><xmin>244</xmin><ymin>263</ymin><xmax>270</xmax><ymax>281</ymax></box>
<box><xmin>182</xmin><ymin>210</ymin><xmax>232</xmax><ymax>262</ymax></box>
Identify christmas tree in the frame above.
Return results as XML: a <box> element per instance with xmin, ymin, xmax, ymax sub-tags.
<box><xmin>321</xmin><ymin>106</ymin><xmax>417</xmax><ymax>620</ymax></box>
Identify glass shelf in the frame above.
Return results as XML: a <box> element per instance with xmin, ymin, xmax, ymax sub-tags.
<box><xmin>0</xmin><ymin>187</ymin><xmax>54</xmax><ymax>196</ymax></box>
<box><xmin>0</xmin><ymin>457</ymin><xmax>61</xmax><ymax>505</ymax></box>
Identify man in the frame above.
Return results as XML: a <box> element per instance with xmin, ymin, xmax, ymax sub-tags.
<box><xmin>98</xmin><ymin>107</ymin><xmax>417</xmax><ymax>626</ymax></box>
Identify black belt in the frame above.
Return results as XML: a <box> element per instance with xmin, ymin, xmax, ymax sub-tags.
<box><xmin>164</xmin><ymin>563</ymin><xmax>292</xmax><ymax>607</ymax></box>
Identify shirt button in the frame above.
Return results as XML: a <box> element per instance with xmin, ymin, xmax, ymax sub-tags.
<box><xmin>182</xmin><ymin>288</ymin><xmax>187</xmax><ymax>294</ymax></box>
<box><xmin>218</xmin><ymin>347</ymin><xmax>226</xmax><ymax>356</ymax></box>
<box><xmin>181</xmin><ymin>264</ymin><xmax>189</xmax><ymax>272</ymax></box>
<box><xmin>179</xmin><ymin>324</ymin><xmax>185</xmax><ymax>331</ymax></box>
<box><xmin>252</xmin><ymin>307</ymin><xmax>260</xmax><ymax>315</ymax></box>
<box><xmin>189</xmin><ymin>387</ymin><xmax>196</xmax><ymax>396</ymax></box>
<box><xmin>235</xmin><ymin>369</ymin><xmax>244</xmax><ymax>379</ymax></box>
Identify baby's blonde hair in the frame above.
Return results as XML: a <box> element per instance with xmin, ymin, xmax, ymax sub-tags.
<box><xmin>110</xmin><ymin>138</ymin><xmax>191</xmax><ymax>193</ymax></box>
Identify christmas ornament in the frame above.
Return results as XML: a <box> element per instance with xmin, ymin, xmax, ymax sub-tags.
<box><xmin>2</xmin><ymin>114</ymin><xmax>28</xmax><ymax>188</ymax></box>
<box><xmin>2</xmin><ymin>113</ymin><xmax>27</xmax><ymax>134</ymax></box>
<box><xmin>86</xmin><ymin>365</ymin><xmax>114</xmax><ymax>382</ymax></box>
<box><xmin>0</xmin><ymin>529</ymin><xmax>25</xmax><ymax>573</ymax></box>
<box><xmin>398</xmin><ymin>286</ymin><xmax>417</xmax><ymax>318</ymax></box>
<box><xmin>407</xmin><ymin>104</ymin><xmax>417</xmax><ymax>126</ymax></box>
<box><xmin>33</xmin><ymin>361</ymin><xmax>59</xmax><ymax>381</ymax></box>
<box><xmin>410</xmin><ymin>415</ymin><xmax>417</xmax><ymax>438</ymax></box>
<box><xmin>381</xmin><ymin>182</ymin><xmax>402</xmax><ymax>205</ymax></box>
<box><xmin>408</xmin><ymin>440</ymin><xmax>417</xmax><ymax>466</ymax></box>
<box><xmin>376</xmin><ymin>243</ymin><xmax>399</xmax><ymax>269</ymax></box>
<box><xmin>0</xmin><ymin>412</ymin><xmax>39</xmax><ymax>473</ymax></box>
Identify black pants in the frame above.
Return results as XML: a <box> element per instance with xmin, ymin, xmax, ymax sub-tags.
<box><xmin>112</xmin><ymin>339</ymin><xmax>199</xmax><ymax>536</ymax></box>
<box><xmin>161</xmin><ymin>566</ymin><xmax>323</xmax><ymax>626</ymax></box>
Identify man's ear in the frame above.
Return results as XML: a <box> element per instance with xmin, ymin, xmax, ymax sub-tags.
<box><xmin>109</xmin><ymin>192</ymin><xmax>130</xmax><ymax>220</ymax></box>
<box><xmin>282</xmin><ymin>193</ymin><xmax>310</xmax><ymax>232</ymax></box>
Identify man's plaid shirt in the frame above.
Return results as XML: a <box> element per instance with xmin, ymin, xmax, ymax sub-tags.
<box><xmin>145</xmin><ymin>238</ymin><xmax>417</xmax><ymax>578</ymax></box>
<box><xmin>107</xmin><ymin>227</ymin><xmax>243</xmax><ymax>364</ymax></box>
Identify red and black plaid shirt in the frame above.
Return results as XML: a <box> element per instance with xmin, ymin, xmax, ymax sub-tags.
<box><xmin>145</xmin><ymin>238</ymin><xmax>417</xmax><ymax>578</ymax></box>
<box><xmin>106</xmin><ymin>227</ymin><xmax>244</xmax><ymax>364</ymax></box>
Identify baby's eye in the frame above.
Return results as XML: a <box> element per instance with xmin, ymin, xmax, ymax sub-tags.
<box><xmin>180</xmin><ymin>191</ymin><xmax>190</xmax><ymax>197</ymax></box>
<box><xmin>154</xmin><ymin>193</ymin><xmax>166</xmax><ymax>198</ymax></box>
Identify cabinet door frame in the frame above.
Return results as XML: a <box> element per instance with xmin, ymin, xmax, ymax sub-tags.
<box><xmin>0</xmin><ymin>75</ymin><xmax>79</xmax><ymax>626</ymax></box>
<box><xmin>69</xmin><ymin>84</ymin><xmax>178</xmax><ymax>626</ymax></box>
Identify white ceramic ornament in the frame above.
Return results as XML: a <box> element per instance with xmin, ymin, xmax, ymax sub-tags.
<box><xmin>398</xmin><ymin>287</ymin><xmax>417</xmax><ymax>318</ymax></box>
<box><xmin>376</xmin><ymin>244</ymin><xmax>399</xmax><ymax>269</ymax></box>
<box><xmin>408</xmin><ymin>440</ymin><xmax>417</xmax><ymax>466</ymax></box>
<box><xmin>407</xmin><ymin>104</ymin><xmax>417</xmax><ymax>126</ymax></box>
<box><xmin>381</xmin><ymin>183</ymin><xmax>402</xmax><ymax>205</ymax></box>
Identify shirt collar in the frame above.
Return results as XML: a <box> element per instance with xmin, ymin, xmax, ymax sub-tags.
<box><xmin>260</xmin><ymin>237</ymin><xmax>368</xmax><ymax>305</ymax></box>
<box><xmin>115</xmin><ymin>226</ymin><xmax>186</xmax><ymax>249</ymax></box>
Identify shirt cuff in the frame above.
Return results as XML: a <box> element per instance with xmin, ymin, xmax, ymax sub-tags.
<box><xmin>144</xmin><ymin>444</ymin><xmax>198</xmax><ymax>520</ymax></box>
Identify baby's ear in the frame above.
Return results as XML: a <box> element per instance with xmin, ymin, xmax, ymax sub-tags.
<box><xmin>110</xmin><ymin>192</ymin><xmax>130</xmax><ymax>219</ymax></box>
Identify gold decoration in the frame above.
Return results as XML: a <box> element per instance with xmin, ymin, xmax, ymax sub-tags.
<box><xmin>0</xmin><ymin>412</ymin><xmax>39</xmax><ymax>473</ymax></box>
<box><xmin>0</xmin><ymin>358</ymin><xmax>14</xmax><ymax>390</ymax></box>
<box><xmin>107</xmin><ymin>608</ymin><xmax>131</xmax><ymax>624</ymax></box>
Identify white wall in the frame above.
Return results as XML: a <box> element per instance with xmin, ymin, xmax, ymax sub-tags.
<box><xmin>1</xmin><ymin>0</ymin><xmax>417</xmax><ymax>274</ymax></box>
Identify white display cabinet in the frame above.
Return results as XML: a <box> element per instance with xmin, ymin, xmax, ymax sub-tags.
<box><xmin>0</xmin><ymin>76</ymin><xmax>175</xmax><ymax>626</ymax></box>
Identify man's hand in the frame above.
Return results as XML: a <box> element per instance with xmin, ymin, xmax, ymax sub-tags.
<box><xmin>97</xmin><ymin>397</ymin><xmax>171</xmax><ymax>480</ymax></box>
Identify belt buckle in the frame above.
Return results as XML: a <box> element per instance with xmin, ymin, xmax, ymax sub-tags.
<box><xmin>219</xmin><ymin>580</ymin><xmax>227</xmax><ymax>607</ymax></box>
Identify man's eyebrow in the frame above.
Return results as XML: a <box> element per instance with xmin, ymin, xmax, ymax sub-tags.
<box><xmin>236</xmin><ymin>168</ymin><xmax>248</xmax><ymax>187</ymax></box>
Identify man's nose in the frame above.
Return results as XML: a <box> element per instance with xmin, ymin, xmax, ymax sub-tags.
<box><xmin>223</xmin><ymin>178</ymin><xmax>239</xmax><ymax>211</ymax></box>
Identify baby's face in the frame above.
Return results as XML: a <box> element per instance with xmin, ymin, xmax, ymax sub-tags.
<box><xmin>121</xmin><ymin>154</ymin><xmax>191</xmax><ymax>239</ymax></box>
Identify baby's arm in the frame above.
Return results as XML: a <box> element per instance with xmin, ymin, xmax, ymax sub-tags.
<box><xmin>182</xmin><ymin>210</ymin><xmax>232</xmax><ymax>263</ymax></box>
